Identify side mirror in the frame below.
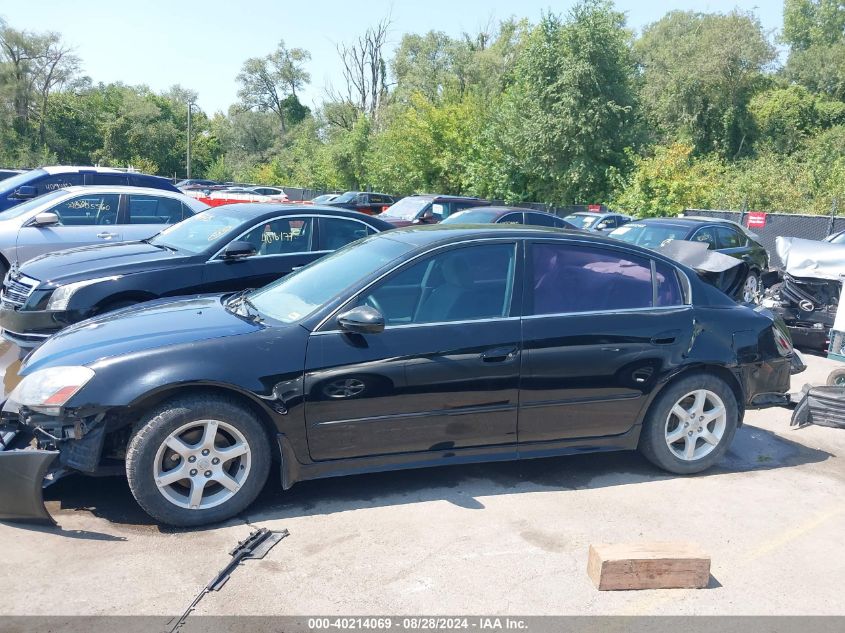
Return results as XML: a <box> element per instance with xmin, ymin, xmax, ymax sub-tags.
<box><xmin>222</xmin><ymin>240</ymin><xmax>257</xmax><ymax>260</ymax></box>
<box><xmin>337</xmin><ymin>305</ymin><xmax>385</xmax><ymax>334</ymax></box>
<box><xmin>414</xmin><ymin>208</ymin><xmax>435</xmax><ymax>225</ymax></box>
<box><xmin>596</xmin><ymin>222</ymin><xmax>608</xmax><ymax>230</ymax></box>
<box><xmin>13</xmin><ymin>185</ymin><xmax>37</xmax><ymax>200</ymax></box>
<box><xmin>32</xmin><ymin>212</ymin><xmax>60</xmax><ymax>227</ymax></box>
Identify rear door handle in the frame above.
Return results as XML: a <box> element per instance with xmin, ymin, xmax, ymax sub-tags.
<box><xmin>481</xmin><ymin>346</ymin><xmax>518</xmax><ymax>363</ymax></box>
<box><xmin>97</xmin><ymin>232</ymin><xmax>118</xmax><ymax>239</ymax></box>
<box><xmin>651</xmin><ymin>329</ymin><xmax>681</xmax><ymax>345</ymax></box>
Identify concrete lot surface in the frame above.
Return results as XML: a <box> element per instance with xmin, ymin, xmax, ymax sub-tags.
<box><xmin>0</xmin><ymin>340</ymin><xmax>843</xmax><ymax>617</ymax></box>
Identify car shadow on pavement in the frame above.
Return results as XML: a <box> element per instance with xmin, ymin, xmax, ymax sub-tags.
<box><xmin>32</xmin><ymin>421</ymin><xmax>832</xmax><ymax>534</ymax></box>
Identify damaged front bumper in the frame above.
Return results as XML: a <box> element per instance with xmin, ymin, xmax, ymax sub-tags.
<box><xmin>0</xmin><ymin>399</ymin><xmax>112</xmax><ymax>525</ymax></box>
<box><xmin>0</xmin><ymin>448</ymin><xmax>59</xmax><ymax>525</ymax></box>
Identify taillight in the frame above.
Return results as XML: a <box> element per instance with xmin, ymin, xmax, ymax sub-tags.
<box><xmin>773</xmin><ymin>324</ymin><xmax>793</xmax><ymax>357</ymax></box>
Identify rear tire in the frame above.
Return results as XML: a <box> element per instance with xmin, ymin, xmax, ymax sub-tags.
<box><xmin>638</xmin><ymin>374</ymin><xmax>738</xmax><ymax>474</ymax></box>
<box><xmin>826</xmin><ymin>367</ymin><xmax>845</xmax><ymax>386</ymax></box>
<box><xmin>126</xmin><ymin>394</ymin><xmax>271</xmax><ymax>527</ymax></box>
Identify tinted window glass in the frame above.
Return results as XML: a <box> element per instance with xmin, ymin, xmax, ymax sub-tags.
<box><xmin>499</xmin><ymin>213</ymin><xmax>524</xmax><ymax>224</ymax></box>
<box><xmin>716</xmin><ymin>226</ymin><xmax>744</xmax><ymax>249</ymax></box>
<box><xmin>530</xmin><ymin>243</ymin><xmax>654</xmax><ymax>315</ymax></box>
<box><xmin>525</xmin><ymin>212</ymin><xmax>558</xmax><ymax>227</ymax></box>
<box><xmin>601</xmin><ymin>216</ymin><xmax>618</xmax><ymax>228</ymax></box>
<box><xmin>564</xmin><ymin>214</ymin><xmax>600</xmax><ymax>230</ymax></box>
<box><xmin>364</xmin><ymin>243</ymin><xmax>516</xmax><ymax>325</ymax></box>
<box><xmin>655</xmin><ymin>260</ymin><xmax>684</xmax><ymax>306</ymax></box>
<box><xmin>92</xmin><ymin>174</ymin><xmax>129</xmax><ymax>186</ymax></box>
<box><xmin>238</xmin><ymin>216</ymin><xmax>313</xmax><ymax>255</ymax></box>
<box><xmin>320</xmin><ymin>217</ymin><xmax>375</xmax><ymax>250</ymax></box>
<box><xmin>37</xmin><ymin>173</ymin><xmax>83</xmax><ymax>195</ymax></box>
<box><xmin>49</xmin><ymin>193</ymin><xmax>120</xmax><ymax>225</ymax></box>
<box><xmin>128</xmin><ymin>195</ymin><xmax>184</xmax><ymax>224</ymax></box>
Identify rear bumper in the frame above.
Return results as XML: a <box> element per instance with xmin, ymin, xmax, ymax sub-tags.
<box><xmin>0</xmin><ymin>448</ymin><xmax>59</xmax><ymax>525</ymax></box>
<box><xmin>786</xmin><ymin>324</ymin><xmax>829</xmax><ymax>350</ymax></box>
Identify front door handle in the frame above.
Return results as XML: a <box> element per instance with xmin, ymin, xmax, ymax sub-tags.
<box><xmin>651</xmin><ymin>329</ymin><xmax>681</xmax><ymax>345</ymax></box>
<box><xmin>481</xmin><ymin>346</ymin><xmax>518</xmax><ymax>363</ymax></box>
<box><xmin>97</xmin><ymin>232</ymin><xmax>118</xmax><ymax>239</ymax></box>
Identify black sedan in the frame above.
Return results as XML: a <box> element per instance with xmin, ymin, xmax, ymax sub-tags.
<box><xmin>0</xmin><ymin>205</ymin><xmax>393</xmax><ymax>349</ymax></box>
<box><xmin>609</xmin><ymin>217</ymin><xmax>769</xmax><ymax>303</ymax></box>
<box><xmin>0</xmin><ymin>226</ymin><xmax>795</xmax><ymax>526</ymax></box>
<box><xmin>441</xmin><ymin>206</ymin><xmax>576</xmax><ymax>229</ymax></box>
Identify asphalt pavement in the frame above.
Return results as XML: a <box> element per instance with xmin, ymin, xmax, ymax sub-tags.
<box><xmin>1</xmin><ymin>340</ymin><xmax>843</xmax><ymax>618</ymax></box>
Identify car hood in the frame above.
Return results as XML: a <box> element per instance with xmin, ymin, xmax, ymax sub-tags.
<box><xmin>21</xmin><ymin>294</ymin><xmax>265</xmax><ymax>373</ymax></box>
<box><xmin>20</xmin><ymin>241</ymin><xmax>191</xmax><ymax>285</ymax></box>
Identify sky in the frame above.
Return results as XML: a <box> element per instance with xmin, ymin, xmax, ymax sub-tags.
<box><xmin>0</xmin><ymin>0</ymin><xmax>785</xmax><ymax>114</ymax></box>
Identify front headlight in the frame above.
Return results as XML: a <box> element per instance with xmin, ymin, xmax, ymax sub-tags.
<box><xmin>46</xmin><ymin>276</ymin><xmax>120</xmax><ymax>311</ymax></box>
<box><xmin>8</xmin><ymin>366</ymin><xmax>95</xmax><ymax>415</ymax></box>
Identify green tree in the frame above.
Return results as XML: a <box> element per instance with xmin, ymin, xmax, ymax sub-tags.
<box><xmin>476</xmin><ymin>1</ymin><xmax>639</xmax><ymax>204</ymax></box>
<box><xmin>236</xmin><ymin>40</ymin><xmax>311</xmax><ymax>136</ymax></box>
<box><xmin>612</xmin><ymin>144</ymin><xmax>724</xmax><ymax>216</ymax></box>
<box><xmin>635</xmin><ymin>10</ymin><xmax>775</xmax><ymax>157</ymax></box>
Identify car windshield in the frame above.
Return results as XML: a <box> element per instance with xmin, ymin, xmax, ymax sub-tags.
<box><xmin>382</xmin><ymin>197</ymin><xmax>429</xmax><ymax>220</ymax></box>
<box><xmin>333</xmin><ymin>192</ymin><xmax>358</xmax><ymax>203</ymax></box>
<box><xmin>829</xmin><ymin>232</ymin><xmax>845</xmax><ymax>244</ymax></box>
<box><xmin>609</xmin><ymin>223</ymin><xmax>688</xmax><ymax>248</ymax></box>
<box><xmin>0</xmin><ymin>188</ymin><xmax>66</xmax><ymax>220</ymax></box>
<box><xmin>150</xmin><ymin>209</ymin><xmax>246</xmax><ymax>254</ymax></box>
<box><xmin>248</xmin><ymin>236</ymin><xmax>413</xmax><ymax>323</ymax></box>
<box><xmin>441</xmin><ymin>209</ymin><xmax>498</xmax><ymax>224</ymax></box>
<box><xmin>0</xmin><ymin>168</ymin><xmax>44</xmax><ymax>196</ymax></box>
<box><xmin>564</xmin><ymin>214</ymin><xmax>600</xmax><ymax>229</ymax></box>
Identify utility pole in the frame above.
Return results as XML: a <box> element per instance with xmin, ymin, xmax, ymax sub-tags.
<box><xmin>186</xmin><ymin>102</ymin><xmax>197</xmax><ymax>180</ymax></box>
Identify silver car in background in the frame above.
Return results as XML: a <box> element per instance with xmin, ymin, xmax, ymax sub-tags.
<box><xmin>0</xmin><ymin>186</ymin><xmax>208</xmax><ymax>277</ymax></box>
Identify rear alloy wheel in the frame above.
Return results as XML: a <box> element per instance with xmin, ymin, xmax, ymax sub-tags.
<box><xmin>742</xmin><ymin>272</ymin><xmax>761</xmax><ymax>303</ymax></box>
<box><xmin>639</xmin><ymin>374</ymin><xmax>738</xmax><ymax>474</ymax></box>
<box><xmin>126</xmin><ymin>395</ymin><xmax>270</xmax><ymax>526</ymax></box>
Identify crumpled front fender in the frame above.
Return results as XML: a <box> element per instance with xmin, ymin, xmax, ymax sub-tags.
<box><xmin>0</xmin><ymin>450</ymin><xmax>59</xmax><ymax>525</ymax></box>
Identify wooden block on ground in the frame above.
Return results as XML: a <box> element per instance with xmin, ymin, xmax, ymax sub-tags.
<box><xmin>587</xmin><ymin>542</ymin><xmax>710</xmax><ymax>590</ymax></box>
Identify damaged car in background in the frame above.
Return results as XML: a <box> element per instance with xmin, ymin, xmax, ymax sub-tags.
<box><xmin>761</xmin><ymin>237</ymin><xmax>844</xmax><ymax>350</ymax></box>
<box><xmin>0</xmin><ymin>226</ymin><xmax>800</xmax><ymax>527</ymax></box>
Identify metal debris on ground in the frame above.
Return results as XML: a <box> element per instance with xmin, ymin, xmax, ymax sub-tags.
<box><xmin>168</xmin><ymin>527</ymin><xmax>289</xmax><ymax>632</ymax></box>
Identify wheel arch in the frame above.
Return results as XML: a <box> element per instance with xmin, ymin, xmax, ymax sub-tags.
<box><xmin>642</xmin><ymin>364</ymin><xmax>745</xmax><ymax>428</ymax></box>
<box><xmin>93</xmin><ymin>290</ymin><xmax>159</xmax><ymax>314</ymax></box>
<box><xmin>123</xmin><ymin>383</ymin><xmax>283</xmax><ymax>462</ymax></box>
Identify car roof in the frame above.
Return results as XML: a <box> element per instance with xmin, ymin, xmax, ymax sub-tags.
<box><xmin>379</xmin><ymin>224</ymin><xmax>626</xmax><ymax>249</ymax></box>
<box><xmin>406</xmin><ymin>194</ymin><xmax>488</xmax><ymax>203</ymax></box>
<box><xmin>56</xmin><ymin>185</ymin><xmax>193</xmax><ymax>198</ymax></box>
<box><xmin>40</xmin><ymin>165</ymin><xmax>124</xmax><ymax>175</ymax></box>
<box><xmin>203</xmin><ymin>203</ymin><xmax>396</xmax><ymax>228</ymax></box>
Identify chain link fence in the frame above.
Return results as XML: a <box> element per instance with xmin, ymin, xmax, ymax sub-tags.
<box><xmin>685</xmin><ymin>205</ymin><xmax>843</xmax><ymax>268</ymax></box>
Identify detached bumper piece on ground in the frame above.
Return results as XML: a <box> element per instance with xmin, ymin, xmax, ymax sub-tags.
<box><xmin>792</xmin><ymin>385</ymin><xmax>845</xmax><ymax>430</ymax></box>
<box><xmin>0</xmin><ymin>449</ymin><xmax>58</xmax><ymax>524</ymax></box>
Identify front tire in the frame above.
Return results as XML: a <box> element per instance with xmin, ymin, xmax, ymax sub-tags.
<box><xmin>638</xmin><ymin>374</ymin><xmax>738</xmax><ymax>474</ymax></box>
<box><xmin>126</xmin><ymin>394</ymin><xmax>271</xmax><ymax>526</ymax></box>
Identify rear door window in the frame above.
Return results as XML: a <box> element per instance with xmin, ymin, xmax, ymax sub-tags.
<box><xmin>127</xmin><ymin>195</ymin><xmax>186</xmax><ymax>225</ymax></box>
<box><xmin>499</xmin><ymin>212</ymin><xmax>524</xmax><ymax>224</ymax></box>
<box><xmin>525</xmin><ymin>212</ymin><xmax>559</xmax><ymax>227</ymax></box>
<box><xmin>529</xmin><ymin>242</ymin><xmax>657</xmax><ymax>315</ymax></box>
<box><xmin>319</xmin><ymin>217</ymin><xmax>376</xmax><ymax>250</ymax></box>
<box><xmin>91</xmin><ymin>173</ymin><xmax>129</xmax><ymax>186</ymax></box>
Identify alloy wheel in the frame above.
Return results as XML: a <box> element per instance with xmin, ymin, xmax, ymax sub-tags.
<box><xmin>743</xmin><ymin>274</ymin><xmax>759</xmax><ymax>303</ymax></box>
<box><xmin>664</xmin><ymin>389</ymin><xmax>727</xmax><ymax>461</ymax></box>
<box><xmin>153</xmin><ymin>419</ymin><xmax>251</xmax><ymax>510</ymax></box>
